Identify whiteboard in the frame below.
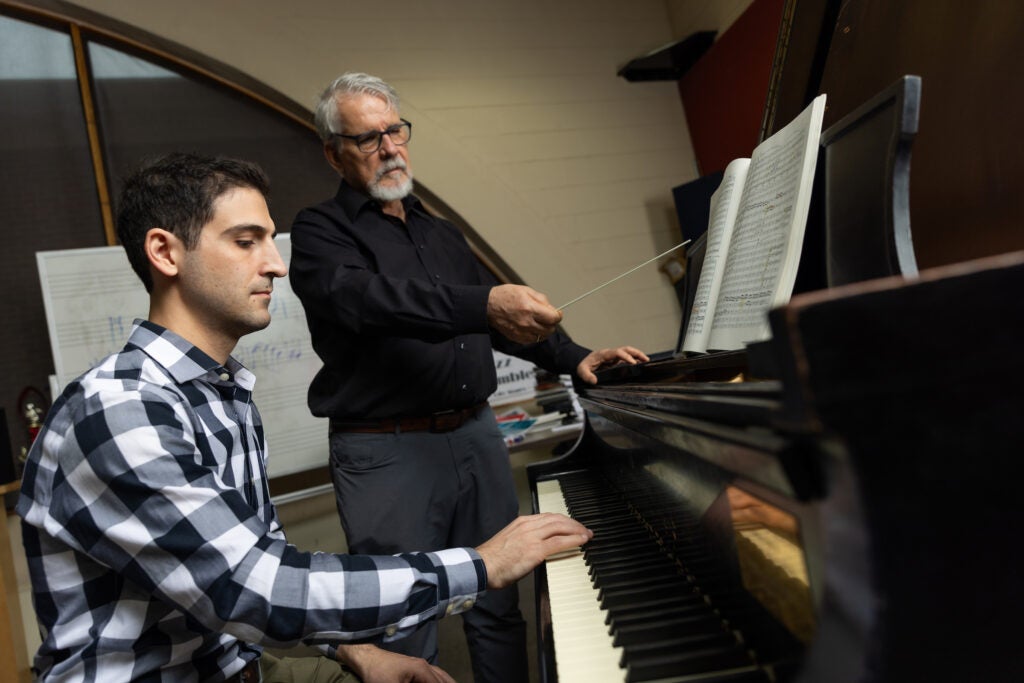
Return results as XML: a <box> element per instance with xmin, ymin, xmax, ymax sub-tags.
<box><xmin>36</xmin><ymin>234</ymin><xmax>327</xmax><ymax>479</ymax></box>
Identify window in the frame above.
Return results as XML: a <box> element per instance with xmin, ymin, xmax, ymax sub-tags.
<box><xmin>0</xmin><ymin>14</ymin><xmax>103</xmax><ymax>481</ymax></box>
<box><xmin>87</xmin><ymin>40</ymin><xmax>336</xmax><ymax>235</ymax></box>
<box><xmin>0</xmin><ymin>8</ymin><xmax>335</xmax><ymax>481</ymax></box>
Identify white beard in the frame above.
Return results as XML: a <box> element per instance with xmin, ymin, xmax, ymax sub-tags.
<box><xmin>369</xmin><ymin>160</ymin><xmax>414</xmax><ymax>202</ymax></box>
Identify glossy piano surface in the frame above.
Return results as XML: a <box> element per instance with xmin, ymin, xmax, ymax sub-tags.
<box><xmin>530</xmin><ymin>353</ymin><xmax>821</xmax><ymax>683</ymax></box>
<box><xmin>529</xmin><ymin>252</ymin><xmax>1024</xmax><ymax>683</ymax></box>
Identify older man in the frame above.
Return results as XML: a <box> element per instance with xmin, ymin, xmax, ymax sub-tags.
<box><xmin>289</xmin><ymin>72</ymin><xmax>646</xmax><ymax>680</ymax></box>
<box><xmin>18</xmin><ymin>152</ymin><xmax>590</xmax><ymax>682</ymax></box>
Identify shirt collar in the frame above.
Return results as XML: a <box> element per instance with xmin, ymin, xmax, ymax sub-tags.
<box><xmin>335</xmin><ymin>180</ymin><xmax>425</xmax><ymax>222</ymax></box>
<box><xmin>127</xmin><ymin>319</ymin><xmax>255</xmax><ymax>390</ymax></box>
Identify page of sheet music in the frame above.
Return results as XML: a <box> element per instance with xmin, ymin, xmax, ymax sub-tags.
<box><xmin>36</xmin><ymin>235</ymin><xmax>327</xmax><ymax>479</ymax></box>
<box><xmin>707</xmin><ymin>95</ymin><xmax>825</xmax><ymax>351</ymax></box>
<box><xmin>682</xmin><ymin>158</ymin><xmax>750</xmax><ymax>353</ymax></box>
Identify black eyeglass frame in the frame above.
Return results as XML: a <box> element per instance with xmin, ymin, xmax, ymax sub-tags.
<box><xmin>331</xmin><ymin>119</ymin><xmax>413</xmax><ymax>153</ymax></box>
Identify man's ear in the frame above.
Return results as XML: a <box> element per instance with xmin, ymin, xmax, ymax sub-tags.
<box><xmin>144</xmin><ymin>228</ymin><xmax>184</xmax><ymax>280</ymax></box>
<box><xmin>324</xmin><ymin>143</ymin><xmax>344</xmax><ymax>176</ymax></box>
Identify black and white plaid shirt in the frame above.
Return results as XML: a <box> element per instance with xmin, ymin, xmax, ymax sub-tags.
<box><xmin>18</xmin><ymin>320</ymin><xmax>486</xmax><ymax>682</ymax></box>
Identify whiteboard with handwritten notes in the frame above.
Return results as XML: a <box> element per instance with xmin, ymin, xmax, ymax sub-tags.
<box><xmin>36</xmin><ymin>234</ymin><xmax>327</xmax><ymax>479</ymax></box>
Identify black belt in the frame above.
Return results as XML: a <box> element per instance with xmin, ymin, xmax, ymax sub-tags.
<box><xmin>226</xmin><ymin>657</ymin><xmax>260</xmax><ymax>683</ymax></box>
<box><xmin>329</xmin><ymin>403</ymin><xmax>487</xmax><ymax>434</ymax></box>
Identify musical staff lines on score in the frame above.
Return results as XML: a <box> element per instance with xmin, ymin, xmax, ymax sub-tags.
<box><xmin>36</xmin><ymin>235</ymin><xmax>329</xmax><ymax>480</ymax></box>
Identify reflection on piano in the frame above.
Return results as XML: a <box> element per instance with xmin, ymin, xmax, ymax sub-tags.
<box><xmin>531</xmin><ymin>359</ymin><xmax>811</xmax><ymax>683</ymax></box>
<box><xmin>526</xmin><ymin>77</ymin><xmax>1024</xmax><ymax>682</ymax></box>
<box><xmin>530</xmin><ymin>251</ymin><xmax>1024</xmax><ymax>683</ymax></box>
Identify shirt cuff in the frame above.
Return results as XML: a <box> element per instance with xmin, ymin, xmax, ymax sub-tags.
<box><xmin>430</xmin><ymin>546</ymin><xmax>487</xmax><ymax>618</ymax></box>
<box><xmin>314</xmin><ymin>643</ymin><xmax>338</xmax><ymax>660</ymax></box>
<box><xmin>449</xmin><ymin>284</ymin><xmax>491</xmax><ymax>333</ymax></box>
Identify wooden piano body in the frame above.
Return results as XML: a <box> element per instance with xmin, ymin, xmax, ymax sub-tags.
<box><xmin>527</xmin><ymin>76</ymin><xmax>1024</xmax><ymax>682</ymax></box>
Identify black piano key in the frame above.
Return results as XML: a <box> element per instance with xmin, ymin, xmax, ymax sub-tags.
<box><xmin>586</xmin><ymin>531</ymin><xmax>658</xmax><ymax>546</ymax></box>
<box><xmin>584</xmin><ymin>538</ymin><xmax>658</xmax><ymax>556</ymax></box>
<box><xmin>602</xmin><ymin>586</ymin><xmax>682</xmax><ymax>611</ymax></box>
<box><xmin>587</xmin><ymin>548</ymin><xmax>663</xmax><ymax>563</ymax></box>
<box><xmin>597</xmin><ymin>576</ymin><xmax>688</xmax><ymax>599</ymax></box>
<box><xmin>604</xmin><ymin>592</ymin><xmax>708</xmax><ymax>625</ymax></box>
<box><xmin>597</xmin><ymin>571</ymin><xmax>690</xmax><ymax>597</ymax></box>
<box><xmin>576</xmin><ymin>518</ymin><xmax>632</xmax><ymax>531</ymax></box>
<box><xmin>587</xmin><ymin>546</ymin><xmax>666</xmax><ymax>562</ymax></box>
<box><xmin>631</xmin><ymin>665</ymin><xmax>771</xmax><ymax>683</ymax></box>
<box><xmin>569</xmin><ymin>506</ymin><xmax>632</xmax><ymax>518</ymax></box>
<box><xmin>590</xmin><ymin>559</ymin><xmax>674</xmax><ymax>581</ymax></box>
<box><xmin>624</xmin><ymin>644</ymin><xmax>755</xmax><ymax>682</ymax></box>
<box><xmin>567</xmin><ymin>504</ymin><xmax>631</xmax><ymax>517</ymax></box>
<box><xmin>579</xmin><ymin>521</ymin><xmax>641</xmax><ymax>535</ymax></box>
<box><xmin>608</xmin><ymin>598</ymin><xmax>714</xmax><ymax>631</ymax></box>
<box><xmin>612</xmin><ymin>612</ymin><xmax>726</xmax><ymax>647</ymax></box>
<box><xmin>681</xmin><ymin>575</ymin><xmax>735</xmax><ymax>596</ymax></box>
<box><xmin>572</xmin><ymin>502</ymin><xmax>631</xmax><ymax>518</ymax></box>
<box><xmin>586</xmin><ymin>539</ymin><xmax>655</xmax><ymax>556</ymax></box>
<box><xmin>619</xmin><ymin>630</ymin><xmax>738</xmax><ymax>665</ymax></box>
<box><xmin>585</xmin><ymin>532</ymin><xmax>655</xmax><ymax>547</ymax></box>
<box><xmin>589</xmin><ymin>557</ymin><xmax>667</xmax><ymax>577</ymax></box>
<box><xmin>592</xmin><ymin>563</ymin><xmax>682</xmax><ymax>584</ymax></box>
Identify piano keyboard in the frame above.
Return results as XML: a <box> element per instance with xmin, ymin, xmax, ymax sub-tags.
<box><xmin>537</xmin><ymin>473</ymin><xmax>774</xmax><ymax>683</ymax></box>
<box><xmin>538</xmin><ymin>479</ymin><xmax>625</xmax><ymax>682</ymax></box>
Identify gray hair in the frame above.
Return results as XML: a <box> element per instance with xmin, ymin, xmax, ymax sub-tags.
<box><xmin>313</xmin><ymin>72</ymin><xmax>401</xmax><ymax>143</ymax></box>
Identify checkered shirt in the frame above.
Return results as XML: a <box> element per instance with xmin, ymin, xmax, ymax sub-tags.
<box><xmin>18</xmin><ymin>320</ymin><xmax>486</xmax><ymax>682</ymax></box>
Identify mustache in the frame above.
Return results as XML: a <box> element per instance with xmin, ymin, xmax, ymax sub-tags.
<box><xmin>375</xmin><ymin>158</ymin><xmax>407</xmax><ymax>182</ymax></box>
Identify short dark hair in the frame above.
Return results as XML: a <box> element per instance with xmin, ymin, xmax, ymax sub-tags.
<box><xmin>116</xmin><ymin>152</ymin><xmax>270</xmax><ymax>292</ymax></box>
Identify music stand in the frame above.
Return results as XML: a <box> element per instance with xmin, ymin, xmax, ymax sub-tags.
<box><xmin>819</xmin><ymin>75</ymin><xmax>922</xmax><ymax>286</ymax></box>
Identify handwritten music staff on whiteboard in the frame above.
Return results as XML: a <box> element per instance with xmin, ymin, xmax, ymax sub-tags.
<box><xmin>36</xmin><ymin>234</ymin><xmax>327</xmax><ymax>479</ymax></box>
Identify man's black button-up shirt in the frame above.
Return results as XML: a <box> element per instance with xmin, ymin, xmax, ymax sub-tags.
<box><xmin>289</xmin><ymin>181</ymin><xmax>589</xmax><ymax>420</ymax></box>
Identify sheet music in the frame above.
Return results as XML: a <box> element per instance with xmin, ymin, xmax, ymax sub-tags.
<box><xmin>682</xmin><ymin>158</ymin><xmax>749</xmax><ymax>353</ymax></box>
<box><xmin>36</xmin><ymin>234</ymin><xmax>327</xmax><ymax>479</ymax></box>
<box><xmin>707</xmin><ymin>95</ymin><xmax>825</xmax><ymax>351</ymax></box>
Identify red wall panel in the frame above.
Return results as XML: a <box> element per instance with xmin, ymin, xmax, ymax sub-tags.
<box><xmin>679</xmin><ymin>0</ymin><xmax>785</xmax><ymax>175</ymax></box>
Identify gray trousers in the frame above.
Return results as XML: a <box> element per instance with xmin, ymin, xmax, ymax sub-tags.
<box><xmin>328</xmin><ymin>407</ymin><xmax>527</xmax><ymax>683</ymax></box>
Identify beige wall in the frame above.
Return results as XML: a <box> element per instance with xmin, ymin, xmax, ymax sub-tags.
<box><xmin>66</xmin><ymin>0</ymin><xmax>747</xmax><ymax>352</ymax></box>
<box><xmin>666</xmin><ymin>0</ymin><xmax>753</xmax><ymax>41</ymax></box>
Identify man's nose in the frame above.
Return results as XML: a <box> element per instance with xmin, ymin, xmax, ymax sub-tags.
<box><xmin>265</xmin><ymin>241</ymin><xmax>288</xmax><ymax>278</ymax></box>
<box><xmin>379</xmin><ymin>132</ymin><xmax>399</xmax><ymax>156</ymax></box>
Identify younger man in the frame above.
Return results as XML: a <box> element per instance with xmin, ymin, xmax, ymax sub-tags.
<box><xmin>18</xmin><ymin>152</ymin><xmax>589</xmax><ymax>682</ymax></box>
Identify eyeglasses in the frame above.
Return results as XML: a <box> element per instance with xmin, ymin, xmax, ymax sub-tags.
<box><xmin>332</xmin><ymin>119</ymin><xmax>412</xmax><ymax>153</ymax></box>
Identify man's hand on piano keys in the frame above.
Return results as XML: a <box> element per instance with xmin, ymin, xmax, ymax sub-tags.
<box><xmin>576</xmin><ymin>346</ymin><xmax>649</xmax><ymax>384</ymax></box>
<box><xmin>476</xmin><ymin>513</ymin><xmax>593</xmax><ymax>589</ymax></box>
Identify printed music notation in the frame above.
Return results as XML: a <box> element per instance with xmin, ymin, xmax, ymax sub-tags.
<box><xmin>681</xmin><ymin>94</ymin><xmax>825</xmax><ymax>354</ymax></box>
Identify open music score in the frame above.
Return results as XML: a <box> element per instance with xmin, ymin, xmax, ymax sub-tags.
<box><xmin>682</xmin><ymin>94</ymin><xmax>826</xmax><ymax>354</ymax></box>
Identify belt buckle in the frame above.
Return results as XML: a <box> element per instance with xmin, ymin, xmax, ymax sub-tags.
<box><xmin>429</xmin><ymin>409</ymin><xmax>457</xmax><ymax>433</ymax></box>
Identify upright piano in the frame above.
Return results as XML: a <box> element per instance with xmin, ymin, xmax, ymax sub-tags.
<box><xmin>527</xmin><ymin>77</ymin><xmax>1024</xmax><ymax>683</ymax></box>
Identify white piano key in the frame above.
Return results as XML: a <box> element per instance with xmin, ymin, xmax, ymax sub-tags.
<box><xmin>537</xmin><ymin>479</ymin><xmax>625</xmax><ymax>683</ymax></box>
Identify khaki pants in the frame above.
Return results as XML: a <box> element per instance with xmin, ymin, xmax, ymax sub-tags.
<box><xmin>260</xmin><ymin>652</ymin><xmax>360</xmax><ymax>683</ymax></box>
